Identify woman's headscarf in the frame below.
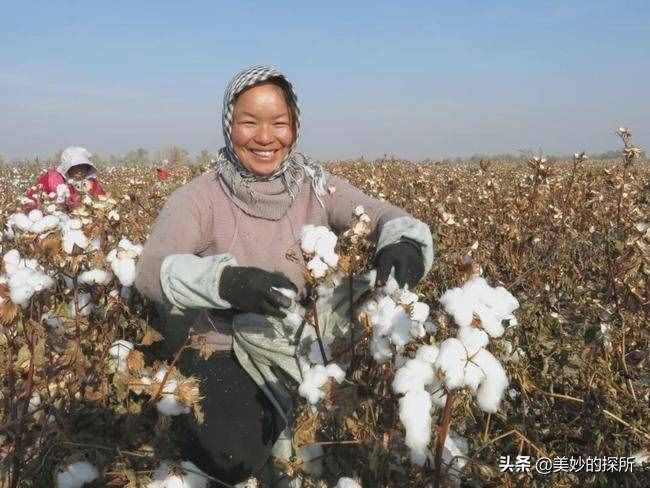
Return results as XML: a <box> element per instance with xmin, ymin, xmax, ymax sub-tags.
<box><xmin>215</xmin><ymin>65</ymin><xmax>327</xmax><ymax>220</ymax></box>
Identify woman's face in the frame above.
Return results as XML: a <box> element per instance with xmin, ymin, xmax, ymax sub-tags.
<box><xmin>67</xmin><ymin>164</ymin><xmax>92</xmax><ymax>180</ymax></box>
<box><xmin>231</xmin><ymin>83</ymin><xmax>295</xmax><ymax>176</ymax></box>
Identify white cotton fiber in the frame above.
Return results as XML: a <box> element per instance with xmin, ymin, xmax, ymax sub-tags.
<box><xmin>298</xmin><ymin>363</ymin><xmax>345</xmax><ymax>404</ymax></box>
<box><xmin>107</xmin><ymin>252</ymin><xmax>137</xmax><ymax>287</ymax></box>
<box><xmin>392</xmin><ymin>358</ymin><xmax>434</xmax><ymax>394</ymax></box>
<box><xmin>5</xmin><ymin>255</ymin><xmax>55</xmax><ymax>307</ymax></box>
<box><xmin>78</xmin><ymin>268</ymin><xmax>113</xmax><ymax>286</ymax></box>
<box><xmin>147</xmin><ymin>460</ymin><xmax>208</xmax><ymax>488</ymax></box>
<box><xmin>154</xmin><ymin>370</ymin><xmax>190</xmax><ymax>416</ymax></box>
<box><xmin>307</xmin><ymin>255</ymin><xmax>329</xmax><ymax>279</ymax></box>
<box><xmin>389</xmin><ymin>309</ymin><xmax>413</xmax><ymax>347</ymax></box>
<box><xmin>62</xmin><ymin>229</ymin><xmax>89</xmax><ymax>254</ymax></box>
<box><xmin>410</xmin><ymin>302</ymin><xmax>430</xmax><ymax>322</ymax></box>
<box><xmin>399</xmin><ymin>388</ymin><xmax>432</xmax><ymax>466</ymax></box>
<box><xmin>473</xmin><ymin>348</ymin><xmax>508</xmax><ymax>412</ymax></box>
<box><xmin>56</xmin><ymin>461</ymin><xmax>99</xmax><ymax>488</ymax></box>
<box><xmin>435</xmin><ymin>338</ymin><xmax>467</xmax><ymax>390</ymax></box>
<box><xmin>12</xmin><ymin>213</ymin><xmax>33</xmax><ymax>232</ymax></box>
<box><xmin>28</xmin><ymin>209</ymin><xmax>43</xmax><ymax>222</ymax></box>
<box><xmin>325</xmin><ymin>363</ymin><xmax>346</xmax><ymax>383</ymax></box>
<box><xmin>370</xmin><ymin>335</ymin><xmax>393</xmax><ymax>363</ymax></box>
<box><xmin>415</xmin><ymin>344</ymin><xmax>439</xmax><ymax>364</ymax></box>
<box><xmin>335</xmin><ymin>478</ymin><xmax>362</xmax><ymax>488</ymax></box>
<box><xmin>457</xmin><ymin>325</ymin><xmax>489</xmax><ymax>356</ymax></box>
<box><xmin>440</xmin><ymin>277</ymin><xmax>518</xmax><ymax>336</ymax></box>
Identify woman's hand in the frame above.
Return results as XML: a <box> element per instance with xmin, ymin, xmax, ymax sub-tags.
<box><xmin>375</xmin><ymin>238</ymin><xmax>425</xmax><ymax>288</ymax></box>
<box><xmin>219</xmin><ymin>266</ymin><xmax>298</xmax><ymax>318</ymax></box>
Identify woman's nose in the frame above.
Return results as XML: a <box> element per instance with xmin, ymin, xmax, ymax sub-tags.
<box><xmin>254</xmin><ymin>124</ymin><xmax>273</xmax><ymax>144</ymax></box>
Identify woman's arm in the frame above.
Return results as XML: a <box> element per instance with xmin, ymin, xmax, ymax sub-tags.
<box><xmin>135</xmin><ymin>185</ymin><xmax>236</xmax><ymax>309</ymax></box>
<box><xmin>324</xmin><ymin>173</ymin><xmax>436</xmax><ymax>275</ymax></box>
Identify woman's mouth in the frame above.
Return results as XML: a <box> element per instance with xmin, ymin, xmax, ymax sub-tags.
<box><xmin>250</xmin><ymin>149</ymin><xmax>276</xmax><ymax>160</ymax></box>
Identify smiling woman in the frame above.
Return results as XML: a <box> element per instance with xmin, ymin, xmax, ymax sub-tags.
<box><xmin>231</xmin><ymin>81</ymin><xmax>296</xmax><ymax>176</ymax></box>
<box><xmin>135</xmin><ymin>65</ymin><xmax>435</xmax><ymax>486</ymax></box>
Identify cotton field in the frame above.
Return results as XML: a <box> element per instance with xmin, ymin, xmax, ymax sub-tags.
<box><xmin>0</xmin><ymin>135</ymin><xmax>649</xmax><ymax>488</ymax></box>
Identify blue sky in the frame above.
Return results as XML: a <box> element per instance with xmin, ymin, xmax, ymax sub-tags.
<box><xmin>1</xmin><ymin>1</ymin><xmax>649</xmax><ymax>161</ymax></box>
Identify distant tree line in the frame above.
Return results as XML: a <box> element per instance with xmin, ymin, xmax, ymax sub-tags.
<box><xmin>0</xmin><ymin>147</ymin><xmax>646</xmax><ymax>167</ymax></box>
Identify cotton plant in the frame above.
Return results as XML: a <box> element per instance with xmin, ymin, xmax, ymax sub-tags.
<box><xmin>151</xmin><ymin>367</ymin><xmax>202</xmax><ymax>417</ymax></box>
<box><xmin>359</xmin><ymin>276</ymin><xmax>432</xmax><ymax>364</ymax></box>
<box><xmin>297</xmin><ymin>361</ymin><xmax>346</xmax><ymax>405</ymax></box>
<box><xmin>146</xmin><ymin>460</ymin><xmax>209</xmax><ymax>488</ymax></box>
<box><xmin>391</xmin><ymin>344</ymin><xmax>444</xmax><ymax>465</ymax></box>
<box><xmin>5</xmin><ymin>209</ymin><xmax>60</xmax><ymax>235</ymax></box>
<box><xmin>435</xmin><ymin>276</ymin><xmax>518</xmax><ymax>413</ymax></box>
<box><xmin>301</xmin><ymin>225</ymin><xmax>339</xmax><ymax>278</ymax></box>
<box><xmin>1</xmin><ymin>249</ymin><xmax>55</xmax><ymax>307</ymax></box>
<box><xmin>106</xmin><ymin>237</ymin><xmax>143</xmax><ymax>287</ymax></box>
<box><xmin>55</xmin><ymin>461</ymin><xmax>99</xmax><ymax>488</ymax></box>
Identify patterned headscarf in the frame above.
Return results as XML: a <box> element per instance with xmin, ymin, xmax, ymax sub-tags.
<box><xmin>215</xmin><ymin>65</ymin><xmax>327</xmax><ymax>216</ymax></box>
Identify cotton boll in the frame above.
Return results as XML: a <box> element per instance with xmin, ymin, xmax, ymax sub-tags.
<box><xmin>353</xmin><ymin>205</ymin><xmax>365</xmax><ymax>216</ymax></box>
<box><xmin>415</xmin><ymin>344</ymin><xmax>439</xmax><ymax>364</ymax></box>
<box><xmin>307</xmin><ymin>256</ymin><xmax>328</xmax><ymax>279</ymax></box>
<box><xmin>370</xmin><ymin>335</ymin><xmax>393</xmax><ymax>363</ymax></box>
<box><xmin>28</xmin><ymin>209</ymin><xmax>44</xmax><ymax>222</ymax></box>
<box><xmin>335</xmin><ymin>478</ymin><xmax>362</xmax><ymax>488</ymax></box>
<box><xmin>410</xmin><ymin>321</ymin><xmax>426</xmax><ymax>340</ymax></box>
<box><xmin>31</xmin><ymin>215</ymin><xmax>60</xmax><ymax>234</ymax></box>
<box><xmin>62</xmin><ymin>229</ymin><xmax>89</xmax><ymax>254</ymax></box>
<box><xmin>56</xmin><ymin>461</ymin><xmax>99</xmax><ymax>488</ymax></box>
<box><xmin>325</xmin><ymin>363</ymin><xmax>346</xmax><ymax>383</ymax></box>
<box><xmin>435</xmin><ymin>338</ymin><xmax>467</xmax><ymax>390</ymax></box>
<box><xmin>399</xmin><ymin>388</ymin><xmax>432</xmax><ymax>466</ymax></box>
<box><xmin>371</xmin><ymin>296</ymin><xmax>399</xmax><ymax>336</ymax></box>
<box><xmin>117</xmin><ymin>238</ymin><xmax>143</xmax><ymax>257</ymax></box>
<box><xmin>473</xmin><ymin>349</ymin><xmax>508</xmax><ymax>412</ymax></box>
<box><xmin>110</xmin><ymin>257</ymin><xmax>137</xmax><ymax>287</ymax></box>
<box><xmin>154</xmin><ymin>372</ymin><xmax>191</xmax><ymax>416</ymax></box>
<box><xmin>42</xmin><ymin>311</ymin><xmax>66</xmax><ymax>333</ymax></box>
<box><xmin>12</xmin><ymin>213</ymin><xmax>33</xmax><ymax>232</ymax></box>
<box><xmin>148</xmin><ymin>461</ymin><xmax>209</xmax><ymax>488</ymax></box>
<box><xmin>428</xmin><ymin>378</ymin><xmax>447</xmax><ymax>408</ymax></box>
<box><xmin>10</xmin><ymin>285</ymin><xmax>35</xmax><ymax>307</ymax></box>
<box><xmin>320</xmin><ymin>250</ymin><xmax>339</xmax><ymax>268</ymax></box>
<box><xmin>462</xmin><ymin>359</ymin><xmax>485</xmax><ymax>392</ymax></box>
<box><xmin>473</xmin><ymin>303</ymin><xmax>504</xmax><ymax>338</ymax></box>
<box><xmin>392</xmin><ymin>358</ymin><xmax>434</xmax><ymax>394</ymax></box>
<box><xmin>389</xmin><ymin>309</ymin><xmax>412</xmax><ymax>348</ymax></box>
<box><xmin>410</xmin><ymin>302</ymin><xmax>429</xmax><ymax>322</ymax></box>
<box><xmin>457</xmin><ymin>325</ymin><xmax>488</xmax><ymax>356</ymax></box>
<box><xmin>78</xmin><ymin>269</ymin><xmax>113</xmax><ymax>286</ymax></box>
<box><xmin>3</xmin><ymin>249</ymin><xmax>21</xmax><ymax>275</ymax></box>
<box><xmin>28</xmin><ymin>392</ymin><xmax>41</xmax><ymax>413</ymax></box>
<box><xmin>439</xmin><ymin>288</ymin><xmax>474</xmax><ymax>328</ymax></box>
<box><xmin>381</xmin><ymin>276</ymin><xmax>399</xmax><ymax>296</ymax></box>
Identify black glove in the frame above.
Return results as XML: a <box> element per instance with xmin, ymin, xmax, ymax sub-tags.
<box><xmin>375</xmin><ymin>238</ymin><xmax>425</xmax><ymax>288</ymax></box>
<box><xmin>219</xmin><ymin>266</ymin><xmax>298</xmax><ymax>318</ymax></box>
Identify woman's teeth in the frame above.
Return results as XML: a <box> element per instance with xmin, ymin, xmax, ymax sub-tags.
<box><xmin>251</xmin><ymin>150</ymin><xmax>275</xmax><ymax>159</ymax></box>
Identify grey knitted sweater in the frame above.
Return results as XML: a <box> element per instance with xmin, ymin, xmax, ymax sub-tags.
<box><xmin>134</xmin><ymin>169</ymin><xmax>435</xmax><ymax>351</ymax></box>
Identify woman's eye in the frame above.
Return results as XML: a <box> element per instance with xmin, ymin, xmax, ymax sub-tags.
<box><xmin>274</xmin><ymin>122</ymin><xmax>288</xmax><ymax>127</ymax></box>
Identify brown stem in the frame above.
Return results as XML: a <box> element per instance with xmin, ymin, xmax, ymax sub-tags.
<box><xmin>150</xmin><ymin>330</ymin><xmax>192</xmax><ymax>403</ymax></box>
<box><xmin>311</xmin><ymin>301</ymin><xmax>329</xmax><ymax>365</ymax></box>
<box><xmin>433</xmin><ymin>390</ymin><xmax>456</xmax><ymax>488</ymax></box>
